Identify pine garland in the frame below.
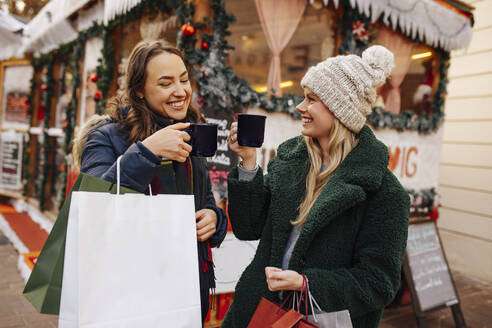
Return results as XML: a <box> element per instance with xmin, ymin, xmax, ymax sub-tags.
<box><xmin>22</xmin><ymin>73</ymin><xmax>36</xmax><ymax>196</ymax></box>
<box><xmin>95</xmin><ymin>26</ymin><xmax>114</xmax><ymax>115</ymax></box>
<box><xmin>38</xmin><ymin>56</ymin><xmax>54</xmax><ymax>211</ymax></box>
<box><xmin>57</xmin><ymin>41</ymin><xmax>83</xmax><ymax>209</ymax></box>
<box><xmin>338</xmin><ymin>1</ymin><xmax>375</xmax><ymax>56</ymax></box>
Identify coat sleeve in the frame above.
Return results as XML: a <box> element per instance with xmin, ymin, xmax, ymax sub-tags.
<box><xmin>302</xmin><ymin>173</ymin><xmax>410</xmax><ymax>319</ymax></box>
<box><xmin>81</xmin><ymin>127</ymin><xmax>161</xmax><ymax>193</ymax></box>
<box><xmin>204</xmin><ymin>169</ymin><xmax>228</xmax><ymax>248</ymax></box>
<box><xmin>227</xmin><ymin>165</ymin><xmax>272</xmax><ymax>241</ymax></box>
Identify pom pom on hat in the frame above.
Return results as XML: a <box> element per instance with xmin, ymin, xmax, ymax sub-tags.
<box><xmin>362</xmin><ymin>45</ymin><xmax>394</xmax><ymax>77</ymax></box>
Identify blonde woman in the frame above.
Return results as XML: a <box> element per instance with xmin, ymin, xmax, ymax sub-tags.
<box><xmin>223</xmin><ymin>46</ymin><xmax>410</xmax><ymax>328</ymax></box>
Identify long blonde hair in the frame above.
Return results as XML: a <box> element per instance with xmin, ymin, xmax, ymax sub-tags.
<box><xmin>293</xmin><ymin>119</ymin><xmax>359</xmax><ymax>226</ymax></box>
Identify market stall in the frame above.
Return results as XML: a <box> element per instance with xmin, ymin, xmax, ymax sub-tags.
<box><xmin>0</xmin><ymin>0</ymin><xmax>474</xmax><ymax>326</ymax></box>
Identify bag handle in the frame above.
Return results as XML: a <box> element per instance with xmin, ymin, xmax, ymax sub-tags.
<box><xmin>117</xmin><ymin>156</ymin><xmax>122</xmax><ymax>195</ymax></box>
<box><xmin>116</xmin><ymin>155</ymin><xmax>153</xmax><ymax>195</ymax></box>
<box><xmin>305</xmin><ymin>275</ymin><xmax>323</xmax><ymax>323</ymax></box>
<box><xmin>277</xmin><ymin>292</ymin><xmax>295</xmax><ymax>314</ymax></box>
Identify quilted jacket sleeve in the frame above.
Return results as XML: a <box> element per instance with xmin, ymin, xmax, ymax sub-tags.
<box><xmin>80</xmin><ymin>126</ymin><xmax>161</xmax><ymax>193</ymax></box>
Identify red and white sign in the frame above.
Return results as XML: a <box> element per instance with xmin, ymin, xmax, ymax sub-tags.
<box><xmin>373</xmin><ymin>128</ymin><xmax>443</xmax><ymax>190</ymax></box>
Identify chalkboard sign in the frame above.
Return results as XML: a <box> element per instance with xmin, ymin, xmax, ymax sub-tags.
<box><xmin>403</xmin><ymin>219</ymin><xmax>466</xmax><ymax>327</ymax></box>
<box><xmin>0</xmin><ymin>130</ymin><xmax>23</xmax><ymax>190</ymax></box>
<box><xmin>203</xmin><ymin>108</ymin><xmax>239</xmax><ymax>204</ymax></box>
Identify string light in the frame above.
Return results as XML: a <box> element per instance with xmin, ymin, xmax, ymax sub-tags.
<box><xmin>411</xmin><ymin>52</ymin><xmax>432</xmax><ymax>60</ymax></box>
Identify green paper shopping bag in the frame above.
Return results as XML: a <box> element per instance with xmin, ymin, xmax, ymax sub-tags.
<box><xmin>22</xmin><ymin>172</ymin><xmax>137</xmax><ymax>314</ymax></box>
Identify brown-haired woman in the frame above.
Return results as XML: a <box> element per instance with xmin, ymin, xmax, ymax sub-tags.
<box><xmin>73</xmin><ymin>40</ymin><xmax>228</xmax><ymax>323</ymax></box>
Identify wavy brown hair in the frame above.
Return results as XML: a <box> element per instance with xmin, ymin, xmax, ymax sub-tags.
<box><xmin>106</xmin><ymin>40</ymin><xmax>204</xmax><ymax>144</ymax></box>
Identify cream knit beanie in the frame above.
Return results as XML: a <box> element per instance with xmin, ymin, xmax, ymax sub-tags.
<box><xmin>300</xmin><ymin>45</ymin><xmax>394</xmax><ymax>133</ymax></box>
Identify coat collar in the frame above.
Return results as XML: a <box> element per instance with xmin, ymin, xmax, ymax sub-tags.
<box><xmin>276</xmin><ymin>125</ymin><xmax>388</xmax><ymax>191</ymax></box>
<box><xmin>269</xmin><ymin>126</ymin><xmax>389</xmax><ymax>269</ymax></box>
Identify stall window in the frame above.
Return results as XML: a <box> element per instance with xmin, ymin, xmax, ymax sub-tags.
<box><xmin>373</xmin><ymin>25</ymin><xmax>437</xmax><ymax>116</ymax></box>
<box><xmin>1</xmin><ymin>65</ymin><xmax>32</xmax><ymax>129</ymax></box>
<box><xmin>225</xmin><ymin>1</ymin><xmax>336</xmax><ymax>97</ymax></box>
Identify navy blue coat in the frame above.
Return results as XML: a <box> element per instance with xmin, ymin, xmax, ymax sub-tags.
<box><xmin>79</xmin><ymin>120</ymin><xmax>228</xmax><ymax>248</ymax></box>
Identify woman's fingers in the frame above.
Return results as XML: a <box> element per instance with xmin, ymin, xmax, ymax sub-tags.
<box><xmin>197</xmin><ymin>225</ymin><xmax>216</xmax><ymax>241</ymax></box>
<box><xmin>267</xmin><ymin>277</ymin><xmax>288</xmax><ymax>291</ymax></box>
<box><xmin>196</xmin><ymin>219</ymin><xmax>216</xmax><ymax>241</ymax></box>
<box><xmin>181</xmin><ymin>130</ymin><xmax>191</xmax><ymax>142</ymax></box>
<box><xmin>197</xmin><ymin>229</ymin><xmax>215</xmax><ymax>242</ymax></box>
<box><xmin>181</xmin><ymin>142</ymin><xmax>192</xmax><ymax>153</ymax></box>
<box><xmin>167</xmin><ymin>122</ymin><xmax>191</xmax><ymax>130</ymax></box>
<box><xmin>227</xmin><ymin>122</ymin><xmax>238</xmax><ymax>143</ymax></box>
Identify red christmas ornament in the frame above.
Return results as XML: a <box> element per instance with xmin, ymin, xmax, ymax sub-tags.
<box><xmin>60</xmin><ymin>163</ymin><xmax>66</xmax><ymax>172</ymax></box>
<box><xmin>181</xmin><ymin>24</ymin><xmax>195</xmax><ymax>37</ymax></box>
<box><xmin>37</xmin><ymin>105</ymin><xmax>45</xmax><ymax>121</ymax></box>
<box><xmin>429</xmin><ymin>208</ymin><xmax>439</xmax><ymax>221</ymax></box>
<box><xmin>94</xmin><ymin>91</ymin><xmax>102</xmax><ymax>101</ymax></box>
<box><xmin>90</xmin><ymin>73</ymin><xmax>98</xmax><ymax>82</ymax></box>
<box><xmin>201</xmin><ymin>42</ymin><xmax>209</xmax><ymax>50</ymax></box>
<box><xmin>41</xmin><ymin>84</ymin><xmax>47</xmax><ymax>91</ymax></box>
<box><xmin>24</xmin><ymin>100</ymin><xmax>29</xmax><ymax>108</ymax></box>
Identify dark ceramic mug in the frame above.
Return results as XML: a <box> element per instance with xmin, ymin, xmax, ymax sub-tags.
<box><xmin>185</xmin><ymin>123</ymin><xmax>218</xmax><ymax>157</ymax></box>
<box><xmin>237</xmin><ymin>113</ymin><xmax>266</xmax><ymax>148</ymax></box>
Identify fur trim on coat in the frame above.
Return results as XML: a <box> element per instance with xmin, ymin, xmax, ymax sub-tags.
<box><xmin>72</xmin><ymin>114</ymin><xmax>113</xmax><ymax>170</ymax></box>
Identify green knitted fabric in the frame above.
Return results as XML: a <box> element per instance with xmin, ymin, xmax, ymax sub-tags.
<box><xmin>223</xmin><ymin>126</ymin><xmax>410</xmax><ymax>328</ymax></box>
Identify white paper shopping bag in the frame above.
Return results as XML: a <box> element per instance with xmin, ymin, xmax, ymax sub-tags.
<box><xmin>59</xmin><ymin>183</ymin><xmax>201</xmax><ymax>327</ymax></box>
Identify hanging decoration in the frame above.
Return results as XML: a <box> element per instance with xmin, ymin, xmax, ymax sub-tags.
<box><xmin>181</xmin><ymin>23</ymin><xmax>196</xmax><ymax>36</ymax></box>
<box><xmin>339</xmin><ymin>4</ymin><xmax>375</xmax><ymax>56</ymax></box>
<box><xmin>94</xmin><ymin>91</ymin><xmax>102</xmax><ymax>101</ymax></box>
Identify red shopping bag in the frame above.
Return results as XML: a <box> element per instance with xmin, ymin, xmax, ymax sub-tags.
<box><xmin>247</xmin><ymin>275</ymin><xmax>317</xmax><ymax>328</ymax></box>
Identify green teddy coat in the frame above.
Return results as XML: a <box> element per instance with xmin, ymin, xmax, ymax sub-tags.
<box><xmin>222</xmin><ymin>126</ymin><xmax>410</xmax><ymax>328</ymax></box>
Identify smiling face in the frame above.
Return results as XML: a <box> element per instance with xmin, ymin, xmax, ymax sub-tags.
<box><xmin>138</xmin><ymin>52</ymin><xmax>192</xmax><ymax>121</ymax></box>
<box><xmin>296</xmin><ymin>87</ymin><xmax>335</xmax><ymax>140</ymax></box>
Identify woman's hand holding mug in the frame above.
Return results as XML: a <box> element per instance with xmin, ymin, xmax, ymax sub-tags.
<box><xmin>142</xmin><ymin>122</ymin><xmax>192</xmax><ymax>162</ymax></box>
<box><xmin>228</xmin><ymin>122</ymin><xmax>257</xmax><ymax>170</ymax></box>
